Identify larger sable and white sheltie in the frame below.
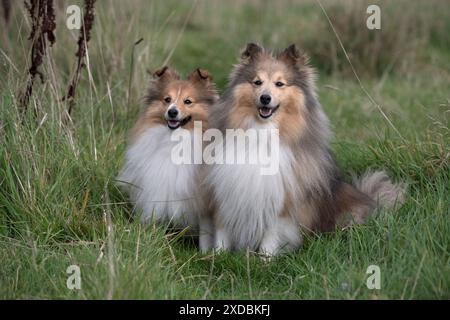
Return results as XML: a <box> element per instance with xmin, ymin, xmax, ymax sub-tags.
<box><xmin>207</xmin><ymin>43</ymin><xmax>405</xmax><ymax>256</ymax></box>
<box><xmin>118</xmin><ymin>67</ymin><xmax>218</xmax><ymax>250</ymax></box>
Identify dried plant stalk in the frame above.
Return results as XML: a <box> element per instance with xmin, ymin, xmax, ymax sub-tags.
<box><xmin>64</xmin><ymin>0</ymin><xmax>96</xmax><ymax>117</ymax></box>
<box><xmin>19</xmin><ymin>0</ymin><xmax>56</xmax><ymax>114</ymax></box>
<box><xmin>1</xmin><ymin>0</ymin><xmax>11</xmax><ymax>25</ymax></box>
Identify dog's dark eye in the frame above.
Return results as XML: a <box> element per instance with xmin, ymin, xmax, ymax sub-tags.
<box><xmin>164</xmin><ymin>97</ymin><xmax>171</xmax><ymax>103</ymax></box>
<box><xmin>184</xmin><ymin>99</ymin><xmax>192</xmax><ymax>105</ymax></box>
<box><xmin>275</xmin><ymin>81</ymin><xmax>285</xmax><ymax>87</ymax></box>
<box><xmin>253</xmin><ymin>80</ymin><xmax>263</xmax><ymax>86</ymax></box>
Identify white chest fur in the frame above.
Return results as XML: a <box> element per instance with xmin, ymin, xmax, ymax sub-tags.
<box><xmin>118</xmin><ymin>126</ymin><xmax>203</xmax><ymax>228</ymax></box>
<box><xmin>207</xmin><ymin>124</ymin><xmax>296</xmax><ymax>249</ymax></box>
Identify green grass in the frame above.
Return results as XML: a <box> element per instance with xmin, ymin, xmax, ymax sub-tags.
<box><xmin>0</xmin><ymin>0</ymin><xmax>449</xmax><ymax>299</ymax></box>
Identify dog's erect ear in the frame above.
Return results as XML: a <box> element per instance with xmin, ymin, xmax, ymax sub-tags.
<box><xmin>241</xmin><ymin>43</ymin><xmax>263</xmax><ymax>62</ymax></box>
<box><xmin>188</xmin><ymin>68</ymin><xmax>215</xmax><ymax>89</ymax></box>
<box><xmin>188</xmin><ymin>68</ymin><xmax>218</xmax><ymax>102</ymax></box>
<box><xmin>152</xmin><ymin>66</ymin><xmax>180</xmax><ymax>81</ymax></box>
<box><xmin>278</xmin><ymin>44</ymin><xmax>308</xmax><ymax>67</ymax></box>
<box><xmin>188</xmin><ymin>68</ymin><xmax>213</xmax><ymax>83</ymax></box>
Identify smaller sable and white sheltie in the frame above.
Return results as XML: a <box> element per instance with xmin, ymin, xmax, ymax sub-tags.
<box><xmin>118</xmin><ymin>66</ymin><xmax>218</xmax><ymax>251</ymax></box>
<box><xmin>206</xmin><ymin>43</ymin><xmax>405</xmax><ymax>257</ymax></box>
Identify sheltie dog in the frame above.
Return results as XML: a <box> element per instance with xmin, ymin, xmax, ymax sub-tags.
<box><xmin>206</xmin><ymin>43</ymin><xmax>405</xmax><ymax>257</ymax></box>
<box><xmin>118</xmin><ymin>66</ymin><xmax>218</xmax><ymax>250</ymax></box>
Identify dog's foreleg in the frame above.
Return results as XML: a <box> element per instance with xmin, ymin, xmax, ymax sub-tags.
<box><xmin>259</xmin><ymin>217</ymin><xmax>302</xmax><ymax>259</ymax></box>
<box><xmin>214</xmin><ymin>227</ymin><xmax>232</xmax><ymax>253</ymax></box>
<box><xmin>259</xmin><ymin>227</ymin><xmax>281</xmax><ymax>258</ymax></box>
<box><xmin>199</xmin><ymin>215</ymin><xmax>215</xmax><ymax>253</ymax></box>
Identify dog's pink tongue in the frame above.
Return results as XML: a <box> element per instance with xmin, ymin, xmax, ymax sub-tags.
<box><xmin>260</xmin><ymin>107</ymin><xmax>272</xmax><ymax>117</ymax></box>
<box><xmin>168</xmin><ymin>120</ymin><xmax>179</xmax><ymax>127</ymax></box>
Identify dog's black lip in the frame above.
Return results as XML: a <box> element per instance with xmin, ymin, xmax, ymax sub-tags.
<box><xmin>167</xmin><ymin>116</ymin><xmax>192</xmax><ymax>129</ymax></box>
<box><xmin>258</xmin><ymin>105</ymin><xmax>279</xmax><ymax>119</ymax></box>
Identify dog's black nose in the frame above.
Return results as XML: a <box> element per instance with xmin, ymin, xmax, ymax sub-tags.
<box><xmin>260</xmin><ymin>94</ymin><xmax>271</xmax><ymax>105</ymax></box>
<box><xmin>168</xmin><ymin>108</ymin><xmax>178</xmax><ymax>118</ymax></box>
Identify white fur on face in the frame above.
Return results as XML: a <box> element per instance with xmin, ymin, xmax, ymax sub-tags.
<box><xmin>207</xmin><ymin>122</ymin><xmax>298</xmax><ymax>250</ymax></box>
<box><xmin>117</xmin><ymin>126</ymin><xmax>204</xmax><ymax>228</ymax></box>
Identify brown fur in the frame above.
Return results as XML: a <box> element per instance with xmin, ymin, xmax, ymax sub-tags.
<box><xmin>229</xmin><ymin>83</ymin><xmax>307</xmax><ymax>146</ymax></box>
<box><xmin>208</xmin><ymin>43</ymin><xmax>405</xmax><ymax>250</ymax></box>
<box><xmin>131</xmin><ymin>67</ymin><xmax>218</xmax><ymax>142</ymax></box>
<box><xmin>313</xmin><ymin>182</ymin><xmax>376</xmax><ymax>232</ymax></box>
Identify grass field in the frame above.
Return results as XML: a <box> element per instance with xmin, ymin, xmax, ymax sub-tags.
<box><xmin>0</xmin><ymin>0</ymin><xmax>449</xmax><ymax>299</ymax></box>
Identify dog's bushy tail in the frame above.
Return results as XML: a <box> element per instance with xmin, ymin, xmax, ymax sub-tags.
<box><xmin>353</xmin><ymin>170</ymin><xmax>406</xmax><ymax>211</ymax></box>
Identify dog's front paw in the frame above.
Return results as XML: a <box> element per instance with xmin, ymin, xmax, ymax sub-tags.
<box><xmin>258</xmin><ymin>250</ymin><xmax>276</xmax><ymax>263</ymax></box>
<box><xmin>260</xmin><ymin>254</ymin><xmax>274</xmax><ymax>263</ymax></box>
<box><xmin>213</xmin><ymin>245</ymin><xmax>228</xmax><ymax>255</ymax></box>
